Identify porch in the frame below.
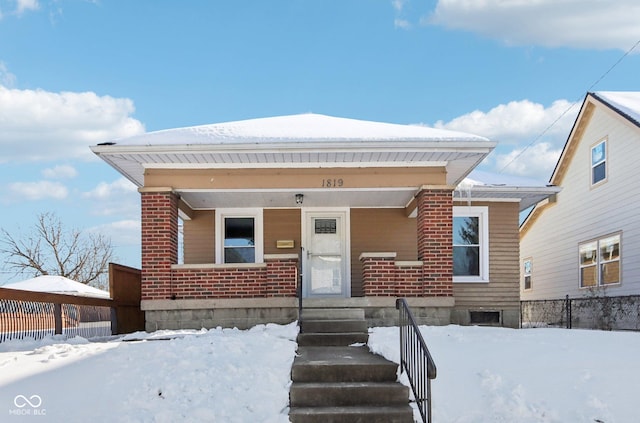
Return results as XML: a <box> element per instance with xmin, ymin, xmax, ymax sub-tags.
<box><xmin>139</xmin><ymin>188</ymin><xmax>458</xmax><ymax>331</ymax></box>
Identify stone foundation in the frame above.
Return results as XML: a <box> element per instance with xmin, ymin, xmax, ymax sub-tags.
<box><xmin>141</xmin><ymin>297</ymin><xmax>458</xmax><ymax>331</ymax></box>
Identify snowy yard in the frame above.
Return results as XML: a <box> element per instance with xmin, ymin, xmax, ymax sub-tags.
<box><xmin>1</xmin><ymin>323</ymin><xmax>638</xmax><ymax>422</ymax></box>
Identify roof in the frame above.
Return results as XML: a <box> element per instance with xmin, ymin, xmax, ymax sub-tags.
<box><xmin>457</xmin><ymin>170</ymin><xmax>561</xmax><ymax>211</ymax></box>
<box><xmin>3</xmin><ymin>275</ymin><xmax>110</xmax><ymax>298</ymax></box>
<box><xmin>591</xmin><ymin>91</ymin><xmax>640</xmax><ymax>128</ymax></box>
<box><xmin>92</xmin><ymin>113</ymin><xmax>496</xmax><ymax>188</ymax></box>
<box><xmin>104</xmin><ymin>113</ymin><xmax>491</xmax><ymax>146</ymax></box>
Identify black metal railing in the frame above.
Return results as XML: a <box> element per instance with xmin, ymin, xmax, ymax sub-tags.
<box><xmin>297</xmin><ymin>247</ymin><xmax>304</xmax><ymax>332</ymax></box>
<box><xmin>396</xmin><ymin>298</ymin><xmax>437</xmax><ymax>423</ymax></box>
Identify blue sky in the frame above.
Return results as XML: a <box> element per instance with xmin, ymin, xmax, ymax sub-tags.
<box><xmin>0</xmin><ymin>0</ymin><xmax>639</xmax><ymax>282</ymax></box>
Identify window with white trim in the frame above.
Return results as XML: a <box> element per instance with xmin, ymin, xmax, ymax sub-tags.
<box><xmin>591</xmin><ymin>139</ymin><xmax>607</xmax><ymax>186</ymax></box>
<box><xmin>453</xmin><ymin>206</ymin><xmax>489</xmax><ymax>283</ymax></box>
<box><xmin>215</xmin><ymin>209</ymin><xmax>263</xmax><ymax>264</ymax></box>
<box><xmin>579</xmin><ymin>233</ymin><xmax>621</xmax><ymax>288</ymax></box>
<box><xmin>523</xmin><ymin>258</ymin><xmax>532</xmax><ymax>290</ymax></box>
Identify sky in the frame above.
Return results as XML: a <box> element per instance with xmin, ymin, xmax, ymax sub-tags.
<box><xmin>0</xmin><ymin>0</ymin><xmax>639</xmax><ymax>282</ymax></box>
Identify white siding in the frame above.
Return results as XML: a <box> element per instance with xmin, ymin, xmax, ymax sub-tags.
<box><xmin>521</xmin><ymin>104</ymin><xmax>640</xmax><ymax>300</ymax></box>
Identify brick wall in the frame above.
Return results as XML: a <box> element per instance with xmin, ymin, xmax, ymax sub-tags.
<box><xmin>171</xmin><ymin>267</ymin><xmax>268</xmax><ymax>299</ymax></box>
<box><xmin>141</xmin><ymin>191</ymin><xmax>179</xmax><ymax>301</ymax></box>
<box><xmin>416</xmin><ymin>189</ymin><xmax>453</xmax><ymax>296</ymax></box>
<box><xmin>395</xmin><ymin>263</ymin><xmax>423</xmax><ymax>296</ymax></box>
<box><xmin>265</xmin><ymin>257</ymin><xmax>298</xmax><ymax>297</ymax></box>
<box><xmin>361</xmin><ymin>255</ymin><xmax>397</xmax><ymax>296</ymax></box>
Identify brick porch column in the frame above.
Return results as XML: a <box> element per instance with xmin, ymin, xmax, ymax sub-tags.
<box><xmin>416</xmin><ymin>188</ymin><xmax>453</xmax><ymax>296</ymax></box>
<box><xmin>140</xmin><ymin>188</ymin><xmax>179</xmax><ymax>300</ymax></box>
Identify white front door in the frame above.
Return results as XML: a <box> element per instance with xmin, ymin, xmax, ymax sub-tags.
<box><xmin>302</xmin><ymin>210</ymin><xmax>350</xmax><ymax>298</ymax></box>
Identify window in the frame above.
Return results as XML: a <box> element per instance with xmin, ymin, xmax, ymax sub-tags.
<box><xmin>469</xmin><ymin>311</ymin><xmax>500</xmax><ymax>325</ymax></box>
<box><xmin>579</xmin><ymin>233</ymin><xmax>620</xmax><ymax>288</ymax></box>
<box><xmin>453</xmin><ymin>206</ymin><xmax>489</xmax><ymax>282</ymax></box>
<box><xmin>591</xmin><ymin>139</ymin><xmax>607</xmax><ymax>185</ymax></box>
<box><xmin>523</xmin><ymin>258</ymin><xmax>532</xmax><ymax>290</ymax></box>
<box><xmin>215</xmin><ymin>209</ymin><xmax>263</xmax><ymax>264</ymax></box>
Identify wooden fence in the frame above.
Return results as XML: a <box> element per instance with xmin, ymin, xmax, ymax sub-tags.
<box><xmin>0</xmin><ymin>263</ymin><xmax>144</xmax><ymax>343</ymax></box>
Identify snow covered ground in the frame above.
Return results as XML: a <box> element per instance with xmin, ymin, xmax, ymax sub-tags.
<box><xmin>1</xmin><ymin>323</ymin><xmax>638</xmax><ymax>422</ymax></box>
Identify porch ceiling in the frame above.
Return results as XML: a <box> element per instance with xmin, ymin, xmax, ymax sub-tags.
<box><xmin>178</xmin><ymin>187</ymin><xmax>418</xmax><ymax>210</ymax></box>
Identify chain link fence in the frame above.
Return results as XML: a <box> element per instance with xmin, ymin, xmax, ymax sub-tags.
<box><xmin>521</xmin><ymin>295</ymin><xmax>640</xmax><ymax>331</ymax></box>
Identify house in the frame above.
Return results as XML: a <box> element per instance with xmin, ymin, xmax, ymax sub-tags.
<box><xmin>520</xmin><ymin>92</ymin><xmax>640</xmax><ymax>329</ymax></box>
<box><xmin>91</xmin><ymin>113</ymin><xmax>558</xmax><ymax>330</ymax></box>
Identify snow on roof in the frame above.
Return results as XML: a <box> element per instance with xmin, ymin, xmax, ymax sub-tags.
<box><xmin>106</xmin><ymin>113</ymin><xmax>490</xmax><ymax>146</ymax></box>
<box><xmin>3</xmin><ymin>275</ymin><xmax>110</xmax><ymax>298</ymax></box>
<box><xmin>461</xmin><ymin>169</ymin><xmax>549</xmax><ymax>188</ymax></box>
<box><xmin>593</xmin><ymin>91</ymin><xmax>640</xmax><ymax>127</ymax></box>
<box><xmin>456</xmin><ymin>170</ymin><xmax>560</xmax><ymax>211</ymax></box>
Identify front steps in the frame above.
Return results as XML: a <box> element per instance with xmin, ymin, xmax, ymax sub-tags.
<box><xmin>289</xmin><ymin>308</ymin><xmax>413</xmax><ymax>423</ymax></box>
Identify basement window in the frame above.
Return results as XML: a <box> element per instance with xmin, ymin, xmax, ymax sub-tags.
<box><xmin>469</xmin><ymin>311</ymin><xmax>501</xmax><ymax>325</ymax></box>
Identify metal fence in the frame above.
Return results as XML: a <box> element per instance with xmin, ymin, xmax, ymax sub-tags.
<box><xmin>521</xmin><ymin>295</ymin><xmax>640</xmax><ymax>331</ymax></box>
<box><xmin>0</xmin><ymin>297</ymin><xmax>114</xmax><ymax>343</ymax></box>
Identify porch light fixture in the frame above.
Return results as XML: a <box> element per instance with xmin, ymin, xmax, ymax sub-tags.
<box><xmin>295</xmin><ymin>193</ymin><xmax>304</xmax><ymax>205</ymax></box>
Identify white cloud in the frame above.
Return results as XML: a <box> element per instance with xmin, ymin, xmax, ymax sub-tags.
<box><xmin>0</xmin><ymin>84</ymin><xmax>145</xmax><ymax>163</ymax></box>
<box><xmin>391</xmin><ymin>0</ymin><xmax>405</xmax><ymax>12</ymax></box>
<box><xmin>89</xmin><ymin>219</ymin><xmax>141</xmax><ymax>247</ymax></box>
<box><xmin>16</xmin><ymin>0</ymin><xmax>39</xmax><ymax>15</ymax></box>
<box><xmin>83</xmin><ymin>178</ymin><xmax>139</xmax><ymax>217</ymax></box>
<box><xmin>391</xmin><ymin>0</ymin><xmax>415</xmax><ymax>30</ymax></box>
<box><xmin>492</xmin><ymin>142</ymin><xmax>562</xmax><ymax>180</ymax></box>
<box><xmin>0</xmin><ymin>62</ymin><xmax>16</xmax><ymax>87</ymax></box>
<box><xmin>432</xmin><ymin>98</ymin><xmax>579</xmax><ymax>180</ymax></box>
<box><xmin>41</xmin><ymin>164</ymin><xmax>78</xmax><ymax>179</ymax></box>
<box><xmin>394</xmin><ymin>18</ymin><xmax>411</xmax><ymax>30</ymax></box>
<box><xmin>426</xmin><ymin>0</ymin><xmax>640</xmax><ymax>51</ymax></box>
<box><xmin>434</xmin><ymin>99</ymin><xmax>578</xmax><ymax>143</ymax></box>
<box><xmin>8</xmin><ymin>180</ymin><xmax>68</xmax><ymax>200</ymax></box>
<box><xmin>84</xmin><ymin>177</ymin><xmax>137</xmax><ymax>200</ymax></box>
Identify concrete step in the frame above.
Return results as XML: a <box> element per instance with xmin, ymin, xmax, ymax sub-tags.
<box><xmin>301</xmin><ymin>308</ymin><xmax>365</xmax><ymax>321</ymax></box>
<box><xmin>290</xmin><ymin>382</ymin><xmax>410</xmax><ymax>407</ymax></box>
<box><xmin>301</xmin><ymin>319</ymin><xmax>368</xmax><ymax>334</ymax></box>
<box><xmin>291</xmin><ymin>346</ymin><xmax>398</xmax><ymax>383</ymax></box>
<box><xmin>297</xmin><ymin>332</ymin><xmax>369</xmax><ymax>347</ymax></box>
<box><xmin>288</xmin><ymin>405</ymin><xmax>414</xmax><ymax>423</ymax></box>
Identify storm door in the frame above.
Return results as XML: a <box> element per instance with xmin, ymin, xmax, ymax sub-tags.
<box><xmin>302</xmin><ymin>210</ymin><xmax>350</xmax><ymax>298</ymax></box>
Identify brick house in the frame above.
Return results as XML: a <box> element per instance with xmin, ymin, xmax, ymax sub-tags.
<box><xmin>92</xmin><ymin>113</ymin><xmax>558</xmax><ymax>330</ymax></box>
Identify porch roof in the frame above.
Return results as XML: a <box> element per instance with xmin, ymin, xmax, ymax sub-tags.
<box><xmin>456</xmin><ymin>170</ymin><xmax>561</xmax><ymax>211</ymax></box>
<box><xmin>91</xmin><ymin>113</ymin><xmax>496</xmax><ymax>188</ymax></box>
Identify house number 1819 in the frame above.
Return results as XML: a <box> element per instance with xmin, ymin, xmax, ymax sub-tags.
<box><xmin>322</xmin><ymin>178</ymin><xmax>344</xmax><ymax>188</ymax></box>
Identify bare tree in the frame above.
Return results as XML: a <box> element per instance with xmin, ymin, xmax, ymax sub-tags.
<box><xmin>0</xmin><ymin>212</ymin><xmax>114</xmax><ymax>287</ymax></box>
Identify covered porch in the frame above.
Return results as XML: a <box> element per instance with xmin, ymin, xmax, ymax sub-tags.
<box><xmin>137</xmin><ymin>185</ymin><xmax>459</xmax><ymax>330</ymax></box>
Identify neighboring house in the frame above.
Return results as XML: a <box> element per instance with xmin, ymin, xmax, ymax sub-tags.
<box><xmin>520</xmin><ymin>92</ymin><xmax>640</xmax><ymax>328</ymax></box>
<box><xmin>92</xmin><ymin>113</ymin><xmax>557</xmax><ymax>330</ymax></box>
